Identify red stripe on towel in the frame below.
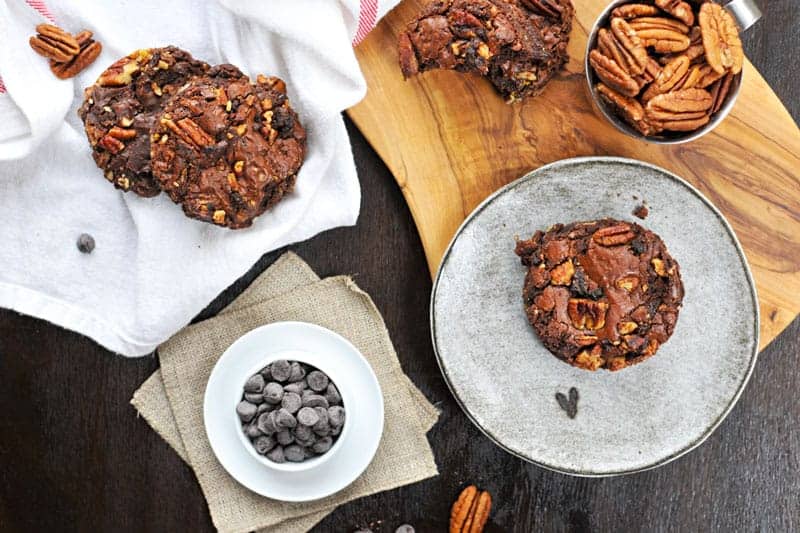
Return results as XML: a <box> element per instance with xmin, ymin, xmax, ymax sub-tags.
<box><xmin>25</xmin><ymin>0</ymin><xmax>57</xmax><ymax>23</ymax></box>
<box><xmin>353</xmin><ymin>0</ymin><xmax>379</xmax><ymax>46</ymax></box>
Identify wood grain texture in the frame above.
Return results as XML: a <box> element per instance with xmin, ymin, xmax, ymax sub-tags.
<box><xmin>347</xmin><ymin>0</ymin><xmax>800</xmax><ymax>350</ymax></box>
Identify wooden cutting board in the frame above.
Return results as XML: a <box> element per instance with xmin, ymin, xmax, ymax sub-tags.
<box><xmin>347</xmin><ymin>0</ymin><xmax>800</xmax><ymax>350</ymax></box>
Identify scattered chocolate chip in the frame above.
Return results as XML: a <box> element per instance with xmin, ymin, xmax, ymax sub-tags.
<box><xmin>76</xmin><ymin>233</ymin><xmax>95</xmax><ymax>253</ymax></box>
<box><xmin>396</xmin><ymin>525</ymin><xmax>415</xmax><ymax>533</ymax></box>
<box><xmin>633</xmin><ymin>203</ymin><xmax>649</xmax><ymax>219</ymax></box>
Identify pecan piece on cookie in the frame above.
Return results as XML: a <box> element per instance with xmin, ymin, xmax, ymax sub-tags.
<box><xmin>699</xmin><ymin>2</ymin><xmax>743</xmax><ymax>74</ymax></box>
<box><xmin>589</xmin><ymin>49</ymin><xmax>639</xmax><ymax>97</ymax></box>
<box><xmin>655</xmin><ymin>0</ymin><xmax>695</xmax><ymax>26</ymax></box>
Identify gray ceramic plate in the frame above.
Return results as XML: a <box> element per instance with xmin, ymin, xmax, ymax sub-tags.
<box><xmin>430</xmin><ymin>157</ymin><xmax>759</xmax><ymax>477</ymax></box>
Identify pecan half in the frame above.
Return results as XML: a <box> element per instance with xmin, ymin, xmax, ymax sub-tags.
<box><xmin>596</xmin><ymin>83</ymin><xmax>656</xmax><ymax>135</ymax></box>
<box><xmin>674</xmin><ymin>64</ymin><xmax>705</xmax><ymax>90</ymax></box>
<box><xmin>161</xmin><ymin>117</ymin><xmax>214</xmax><ymax>148</ymax></box>
<box><xmin>50</xmin><ymin>31</ymin><xmax>102</xmax><ymax>80</ymax></box>
<box><xmin>450</xmin><ymin>485</ymin><xmax>492</xmax><ymax>533</ymax></box>
<box><xmin>655</xmin><ymin>0</ymin><xmax>695</xmax><ymax>26</ymax></box>
<box><xmin>609</xmin><ymin>18</ymin><xmax>649</xmax><ymax>75</ymax></box>
<box><xmin>589</xmin><ymin>50</ymin><xmax>639</xmax><ymax>97</ymax></box>
<box><xmin>699</xmin><ymin>2</ymin><xmax>743</xmax><ymax>75</ymax></box>
<box><xmin>611</xmin><ymin>4</ymin><xmax>660</xmax><ymax>19</ymax></box>
<box><xmin>709</xmin><ymin>72</ymin><xmax>735</xmax><ymax>113</ymax></box>
<box><xmin>646</xmin><ymin>88</ymin><xmax>712</xmax><ymax>131</ymax></box>
<box><xmin>568</xmin><ymin>298</ymin><xmax>609</xmax><ymax>330</ymax></box>
<box><xmin>642</xmin><ymin>54</ymin><xmax>690</xmax><ymax>102</ymax></box>
<box><xmin>593</xmin><ymin>223</ymin><xmax>635</xmax><ymax>246</ymax></box>
<box><xmin>696</xmin><ymin>63</ymin><xmax>726</xmax><ymax>88</ymax></box>
<box><xmin>97</xmin><ymin>56</ymin><xmax>141</xmax><ymax>87</ymax></box>
<box><xmin>29</xmin><ymin>24</ymin><xmax>80</xmax><ymax>63</ymax></box>
<box><xmin>629</xmin><ymin>17</ymin><xmax>691</xmax><ymax>54</ymax></box>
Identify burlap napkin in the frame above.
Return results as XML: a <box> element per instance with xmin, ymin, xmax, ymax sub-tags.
<box><xmin>131</xmin><ymin>253</ymin><xmax>440</xmax><ymax>533</ymax></box>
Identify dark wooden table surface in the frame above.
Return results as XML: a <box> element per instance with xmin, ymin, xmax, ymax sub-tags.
<box><xmin>1</xmin><ymin>3</ymin><xmax>798</xmax><ymax>532</ymax></box>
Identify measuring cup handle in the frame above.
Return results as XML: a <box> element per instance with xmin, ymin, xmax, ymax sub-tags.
<box><xmin>725</xmin><ymin>0</ymin><xmax>762</xmax><ymax>31</ymax></box>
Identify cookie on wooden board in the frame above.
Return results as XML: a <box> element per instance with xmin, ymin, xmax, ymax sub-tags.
<box><xmin>78</xmin><ymin>46</ymin><xmax>209</xmax><ymax>197</ymax></box>
<box><xmin>150</xmin><ymin>66</ymin><xmax>306</xmax><ymax>229</ymax></box>
<box><xmin>515</xmin><ymin>218</ymin><xmax>684</xmax><ymax>371</ymax></box>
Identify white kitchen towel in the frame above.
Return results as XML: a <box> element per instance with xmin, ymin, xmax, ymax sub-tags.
<box><xmin>0</xmin><ymin>0</ymin><xmax>395</xmax><ymax>356</ymax></box>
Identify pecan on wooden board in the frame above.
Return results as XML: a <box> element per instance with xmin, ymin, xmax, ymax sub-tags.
<box><xmin>29</xmin><ymin>23</ymin><xmax>79</xmax><ymax>62</ymax></box>
<box><xmin>450</xmin><ymin>485</ymin><xmax>492</xmax><ymax>533</ymax></box>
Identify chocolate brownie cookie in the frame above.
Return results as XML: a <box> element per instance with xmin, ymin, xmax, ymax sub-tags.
<box><xmin>398</xmin><ymin>0</ymin><xmax>573</xmax><ymax>101</ymax></box>
<box><xmin>515</xmin><ymin>219</ymin><xmax>684</xmax><ymax>371</ymax></box>
<box><xmin>150</xmin><ymin>66</ymin><xmax>306</xmax><ymax>229</ymax></box>
<box><xmin>78</xmin><ymin>47</ymin><xmax>209</xmax><ymax>196</ymax></box>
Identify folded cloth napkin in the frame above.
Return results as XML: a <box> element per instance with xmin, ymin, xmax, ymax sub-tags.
<box><xmin>0</xmin><ymin>0</ymin><xmax>396</xmax><ymax>357</ymax></box>
<box><xmin>131</xmin><ymin>252</ymin><xmax>440</xmax><ymax>533</ymax></box>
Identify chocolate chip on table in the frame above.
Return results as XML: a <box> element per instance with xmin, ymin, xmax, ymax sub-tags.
<box><xmin>288</xmin><ymin>362</ymin><xmax>306</xmax><ymax>382</ymax></box>
<box><xmin>276</xmin><ymin>429</ymin><xmax>294</xmax><ymax>446</ymax></box>
<box><xmin>281</xmin><ymin>392</ymin><xmax>302</xmax><ymax>414</ymax></box>
<box><xmin>325</xmin><ymin>383</ymin><xmax>341</xmax><ymax>405</ymax></box>
<box><xmin>297</xmin><ymin>406</ymin><xmax>320</xmax><ymax>427</ymax></box>
<box><xmin>266</xmin><ymin>445</ymin><xmax>285</xmax><ymax>463</ymax></box>
<box><xmin>312</xmin><ymin>436</ymin><xmax>333</xmax><ymax>454</ymax></box>
<box><xmin>76</xmin><ymin>233</ymin><xmax>95</xmax><ymax>254</ymax></box>
<box><xmin>396</xmin><ymin>525</ymin><xmax>415</xmax><ymax>533</ymax></box>
<box><xmin>328</xmin><ymin>405</ymin><xmax>345</xmax><ymax>427</ymax></box>
<box><xmin>244</xmin><ymin>373</ymin><xmax>265</xmax><ymax>393</ymax></box>
<box><xmin>236</xmin><ymin>401</ymin><xmax>258</xmax><ymax>422</ymax></box>
<box><xmin>302</xmin><ymin>394</ymin><xmax>329</xmax><ymax>409</ymax></box>
<box><xmin>253</xmin><ymin>435</ymin><xmax>276</xmax><ymax>455</ymax></box>
<box><xmin>270</xmin><ymin>359</ymin><xmax>291</xmax><ymax>382</ymax></box>
<box><xmin>263</xmin><ymin>382</ymin><xmax>284</xmax><ymax>404</ymax></box>
<box><xmin>306</xmin><ymin>370</ymin><xmax>329</xmax><ymax>392</ymax></box>
<box><xmin>275</xmin><ymin>408</ymin><xmax>297</xmax><ymax>429</ymax></box>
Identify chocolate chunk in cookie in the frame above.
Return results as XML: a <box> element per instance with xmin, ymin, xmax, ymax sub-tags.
<box><xmin>78</xmin><ymin>47</ymin><xmax>209</xmax><ymax>196</ymax></box>
<box><xmin>515</xmin><ymin>218</ymin><xmax>684</xmax><ymax>371</ymax></box>
<box><xmin>150</xmin><ymin>67</ymin><xmax>306</xmax><ymax>229</ymax></box>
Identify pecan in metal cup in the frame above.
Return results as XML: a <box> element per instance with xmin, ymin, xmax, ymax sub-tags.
<box><xmin>584</xmin><ymin>0</ymin><xmax>761</xmax><ymax>144</ymax></box>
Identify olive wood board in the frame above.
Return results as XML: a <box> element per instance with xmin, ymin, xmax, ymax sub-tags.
<box><xmin>347</xmin><ymin>0</ymin><xmax>800</xmax><ymax>350</ymax></box>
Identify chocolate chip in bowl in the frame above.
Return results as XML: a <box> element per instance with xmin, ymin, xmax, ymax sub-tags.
<box><xmin>584</xmin><ymin>0</ymin><xmax>760</xmax><ymax>143</ymax></box>
<box><xmin>236</xmin><ymin>358</ymin><xmax>347</xmax><ymax>468</ymax></box>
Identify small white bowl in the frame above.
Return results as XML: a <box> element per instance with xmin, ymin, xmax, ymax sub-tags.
<box><xmin>235</xmin><ymin>351</ymin><xmax>350</xmax><ymax>472</ymax></box>
<box><xmin>204</xmin><ymin>321</ymin><xmax>384</xmax><ymax>502</ymax></box>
